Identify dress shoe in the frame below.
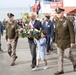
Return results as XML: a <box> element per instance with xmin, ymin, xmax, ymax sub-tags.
<box><xmin>73</xmin><ymin>63</ymin><xmax>76</xmax><ymax>71</ymax></box>
<box><xmin>11</xmin><ymin>62</ymin><xmax>15</xmax><ymax>66</ymax></box>
<box><xmin>11</xmin><ymin>56</ymin><xmax>17</xmax><ymax>66</ymax></box>
<box><xmin>54</xmin><ymin>71</ymin><xmax>64</xmax><ymax>75</ymax></box>
<box><xmin>31</xmin><ymin>64</ymin><xmax>35</xmax><ymax>68</ymax></box>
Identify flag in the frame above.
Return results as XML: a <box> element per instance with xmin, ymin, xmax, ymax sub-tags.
<box><xmin>34</xmin><ymin>3</ymin><xmax>38</xmax><ymax>12</ymax></box>
<box><xmin>37</xmin><ymin>0</ymin><xmax>41</xmax><ymax>11</ymax></box>
<box><xmin>32</xmin><ymin>4</ymin><xmax>38</xmax><ymax>12</ymax></box>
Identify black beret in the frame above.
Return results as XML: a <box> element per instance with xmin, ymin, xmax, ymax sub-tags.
<box><xmin>55</xmin><ymin>7</ymin><xmax>65</xmax><ymax>13</ymax></box>
<box><xmin>45</xmin><ymin>15</ymin><xmax>50</xmax><ymax>19</ymax></box>
<box><xmin>7</xmin><ymin>13</ymin><xmax>14</xmax><ymax>18</ymax></box>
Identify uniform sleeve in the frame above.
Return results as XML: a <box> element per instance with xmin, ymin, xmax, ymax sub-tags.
<box><xmin>54</xmin><ymin>28</ymin><xmax>58</xmax><ymax>44</ymax></box>
<box><xmin>67</xmin><ymin>20</ymin><xmax>75</xmax><ymax>43</ymax></box>
<box><xmin>5</xmin><ymin>26</ymin><xmax>8</xmax><ymax>41</ymax></box>
<box><xmin>14</xmin><ymin>23</ymin><xmax>19</xmax><ymax>41</ymax></box>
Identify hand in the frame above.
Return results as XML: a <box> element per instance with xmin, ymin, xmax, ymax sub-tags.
<box><xmin>12</xmin><ymin>40</ymin><xmax>15</xmax><ymax>43</ymax></box>
<box><xmin>54</xmin><ymin>43</ymin><xmax>57</xmax><ymax>48</ymax></box>
<box><xmin>70</xmin><ymin>43</ymin><xmax>75</xmax><ymax>48</ymax></box>
<box><xmin>33</xmin><ymin>37</ymin><xmax>36</xmax><ymax>40</ymax></box>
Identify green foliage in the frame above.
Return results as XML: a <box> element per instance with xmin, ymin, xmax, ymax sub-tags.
<box><xmin>22</xmin><ymin>13</ymin><xmax>29</xmax><ymax>21</ymax></box>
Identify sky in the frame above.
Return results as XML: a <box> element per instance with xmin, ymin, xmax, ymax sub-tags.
<box><xmin>0</xmin><ymin>0</ymin><xmax>35</xmax><ymax>8</ymax></box>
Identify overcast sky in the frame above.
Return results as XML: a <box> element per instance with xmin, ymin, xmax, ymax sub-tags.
<box><xmin>0</xmin><ymin>0</ymin><xmax>35</xmax><ymax>8</ymax></box>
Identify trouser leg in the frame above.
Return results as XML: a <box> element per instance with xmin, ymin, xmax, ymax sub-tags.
<box><xmin>64</xmin><ymin>48</ymin><xmax>76</xmax><ymax>65</ymax></box>
<box><xmin>57</xmin><ymin>47</ymin><xmax>64</xmax><ymax>71</ymax></box>
<box><xmin>29</xmin><ymin>42</ymin><xmax>36</xmax><ymax>68</ymax></box>
<box><xmin>7</xmin><ymin>40</ymin><xmax>12</xmax><ymax>57</ymax></box>
<box><xmin>46</xmin><ymin>36</ymin><xmax>50</xmax><ymax>52</ymax></box>
<box><xmin>0</xmin><ymin>35</ymin><xmax>2</xmax><ymax>50</ymax></box>
<box><xmin>11</xmin><ymin>41</ymin><xmax>17</xmax><ymax>59</ymax></box>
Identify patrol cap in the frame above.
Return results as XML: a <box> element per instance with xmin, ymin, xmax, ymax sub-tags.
<box><xmin>45</xmin><ymin>15</ymin><xmax>50</xmax><ymax>19</ymax></box>
<box><xmin>55</xmin><ymin>7</ymin><xmax>65</xmax><ymax>13</ymax></box>
<box><xmin>7</xmin><ymin>13</ymin><xmax>14</xmax><ymax>18</ymax></box>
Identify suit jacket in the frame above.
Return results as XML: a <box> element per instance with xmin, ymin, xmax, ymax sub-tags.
<box><xmin>28</xmin><ymin>20</ymin><xmax>42</xmax><ymax>42</ymax></box>
<box><xmin>42</xmin><ymin>21</ymin><xmax>54</xmax><ymax>38</ymax></box>
<box><xmin>55</xmin><ymin>17</ymin><xmax>75</xmax><ymax>49</ymax></box>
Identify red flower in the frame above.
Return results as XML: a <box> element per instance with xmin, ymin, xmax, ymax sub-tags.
<box><xmin>19</xmin><ymin>28</ymin><xmax>23</xmax><ymax>33</ymax></box>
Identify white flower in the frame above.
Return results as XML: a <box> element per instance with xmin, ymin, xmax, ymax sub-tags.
<box><xmin>25</xmin><ymin>24</ymin><xmax>28</xmax><ymax>26</ymax></box>
<box><xmin>34</xmin><ymin>29</ymin><xmax>38</xmax><ymax>31</ymax></box>
<box><xmin>30</xmin><ymin>29</ymin><xmax>33</xmax><ymax>31</ymax></box>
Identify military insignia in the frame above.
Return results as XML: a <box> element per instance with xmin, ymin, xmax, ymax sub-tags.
<box><xmin>63</xmin><ymin>21</ymin><xmax>67</xmax><ymax>27</ymax></box>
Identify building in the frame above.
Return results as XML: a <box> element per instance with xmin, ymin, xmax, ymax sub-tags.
<box><xmin>34</xmin><ymin>0</ymin><xmax>76</xmax><ymax>16</ymax></box>
<box><xmin>50</xmin><ymin>0</ymin><xmax>76</xmax><ymax>15</ymax></box>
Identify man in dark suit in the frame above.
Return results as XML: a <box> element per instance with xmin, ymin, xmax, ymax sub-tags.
<box><xmin>42</xmin><ymin>15</ymin><xmax>54</xmax><ymax>55</ymax></box>
<box><xmin>28</xmin><ymin>12</ymin><xmax>42</xmax><ymax>69</ymax></box>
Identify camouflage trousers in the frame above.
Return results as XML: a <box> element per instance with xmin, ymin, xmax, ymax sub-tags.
<box><xmin>6</xmin><ymin>39</ymin><xmax>17</xmax><ymax>59</ymax></box>
<box><xmin>57</xmin><ymin>47</ymin><xmax>76</xmax><ymax>71</ymax></box>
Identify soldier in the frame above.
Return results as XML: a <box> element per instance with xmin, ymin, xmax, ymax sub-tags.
<box><xmin>5</xmin><ymin>13</ymin><xmax>18</xmax><ymax>66</ymax></box>
<box><xmin>54</xmin><ymin>7</ymin><xmax>76</xmax><ymax>75</ymax></box>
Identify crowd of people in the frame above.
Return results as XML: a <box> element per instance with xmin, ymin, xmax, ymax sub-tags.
<box><xmin>0</xmin><ymin>7</ymin><xmax>76</xmax><ymax>75</ymax></box>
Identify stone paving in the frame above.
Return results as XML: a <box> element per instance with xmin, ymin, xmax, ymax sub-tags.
<box><xmin>0</xmin><ymin>34</ymin><xmax>76</xmax><ymax>75</ymax></box>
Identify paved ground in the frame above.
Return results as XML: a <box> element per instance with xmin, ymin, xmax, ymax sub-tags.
<box><xmin>0</xmin><ymin>34</ymin><xmax>76</xmax><ymax>75</ymax></box>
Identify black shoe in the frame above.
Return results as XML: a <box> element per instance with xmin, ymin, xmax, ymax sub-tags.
<box><xmin>11</xmin><ymin>62</ymin><xmax>15</xmax><ymax>66</ymax></box>
<box><xmin>73</xmin><ymin>64</ymin><xmax>76</xmax><ymax>71</ymax></box>
<box><xmin>11</xmin><ymin>56</ymin><xmax>17</xmax><ymax>66</ymax></box>
<box><xmin>31</xmin><ymin>65</ymin><xmax>36</xmax><ymax>68</ymax></box>
<box><xmin>54</xmin><ymin>71</ymin><xmax>64</xmax><ymax>75</ymax></box>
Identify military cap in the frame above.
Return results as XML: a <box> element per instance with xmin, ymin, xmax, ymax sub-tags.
<box><xmin>55</xmin><ymin>7</ymin><xmax>65</xmax><ymax>13</ymax></box>
<box><xmin>7</xmin><ymin>13</ymin><xmax>14</xmax><ymax>18</ymax></box>
<box><xmin>45</xmin><ymin>15</ymin><xmax>50</xmax><ymax>19</ymax></box>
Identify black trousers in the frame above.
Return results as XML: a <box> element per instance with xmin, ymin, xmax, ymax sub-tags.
<box><xmin>46</xmin><ymin>36</ymin><xmax>51</xmax><ymax>52</ymax></box>
<box><xmin>28</xmin><ymin>41</ymin><xmax>36</xmax><ymax>68</ymax></box>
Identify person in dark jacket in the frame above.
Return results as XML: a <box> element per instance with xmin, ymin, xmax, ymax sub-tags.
<box><xmin>42</xmin><ymin>15</ymin><xmax>54</xmax><ymax>55</ymax></box>
<box><xmin>28</xmin><ymin>12</ymin><xmax>42</xmax><ymax>69</ymax></box>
